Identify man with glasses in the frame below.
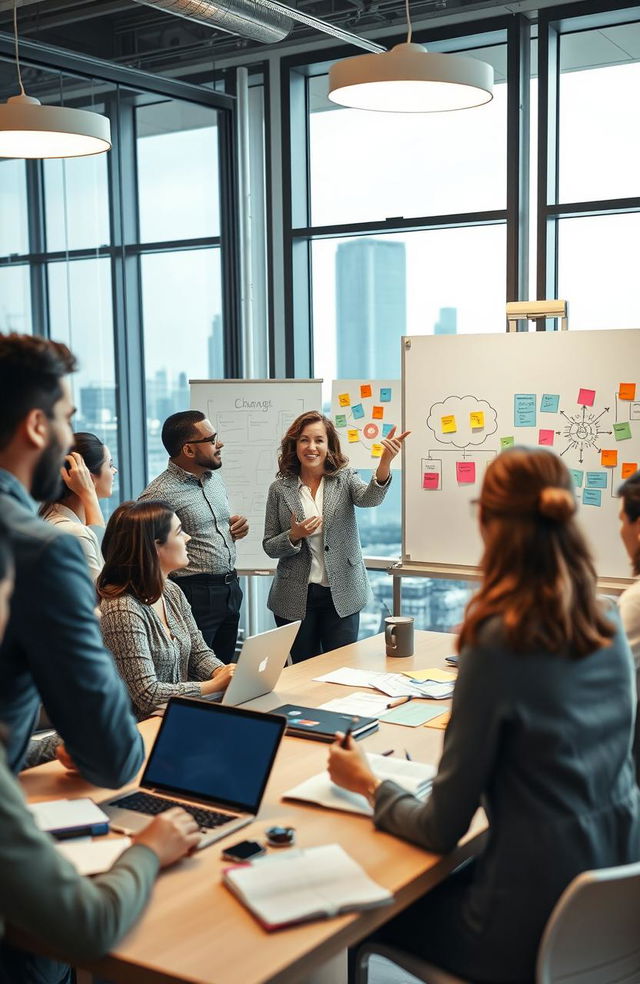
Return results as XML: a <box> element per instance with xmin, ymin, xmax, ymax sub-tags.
<box><xmin>139</xmin><ymin>410</ymin><xmax>248</xmax><ymax>663</ymax></box>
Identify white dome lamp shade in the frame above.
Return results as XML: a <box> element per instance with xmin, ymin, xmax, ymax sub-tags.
<box><xmin>0</xmin><ymin>2</ymin><xmax>111</xmax><ymax>159</ymax></box>
<box><xmin>328</xmin><ymin>0</ymin><xmax>493</xmax><ymax>113</ymax></box>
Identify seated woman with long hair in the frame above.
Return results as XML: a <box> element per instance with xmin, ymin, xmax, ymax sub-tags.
<box><xmin>329</xmin><ymin>447</ymin><xmax>640</xmax><ymax>984</ymax></box>
<box><xmin>98</xmin><ymin>501</ymin><xmax>234</xmax><ymax>719</ymax></box>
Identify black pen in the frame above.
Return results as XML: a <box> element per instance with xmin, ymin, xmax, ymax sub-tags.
<box><xmin>341</xmin><ymin>719</ymin><xmax>356</xmax><ymax>748</ymax></box>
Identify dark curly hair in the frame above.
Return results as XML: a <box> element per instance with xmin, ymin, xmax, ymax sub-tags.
<box><xmin>277</xmin><ymin>411</ymin><xmax>348</xmax><ymax>479</ymax></box>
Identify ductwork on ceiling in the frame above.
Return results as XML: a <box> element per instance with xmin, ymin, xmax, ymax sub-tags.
<box><xmin>133</xmin><ymin>0</ymin><xmax>293</xmax><ymax>44</ymax></box>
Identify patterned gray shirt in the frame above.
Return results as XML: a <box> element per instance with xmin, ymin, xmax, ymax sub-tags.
<box><xmin>139</xmin><ymin>460</ymin><xmax>235</xmax><ymax>577</ymax></box>
<box><xmin>100</xmin><ymin>580</ymin><xmax>223</xmax><ymax>720</ymax></box>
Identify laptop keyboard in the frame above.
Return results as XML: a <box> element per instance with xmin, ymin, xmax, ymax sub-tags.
<box><xmin>111</xmin><ymin>792</ymin><xmax>236</xmax><ymax>829</ymax></box>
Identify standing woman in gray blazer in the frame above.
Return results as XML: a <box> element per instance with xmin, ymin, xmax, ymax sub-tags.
<box><xmin>263</xmin><ymin>410</ymin><xmax>408</xmax><ymax>662</ymax></box>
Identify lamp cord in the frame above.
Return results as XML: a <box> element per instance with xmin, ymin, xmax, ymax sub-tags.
<box><xmin>404</xmin><ymin>0</ymin><xmax>412</xmax><ymax>43</ymax></box>
<box><xmin>13</xmin><ymin>0</ymin><xmax>26</xmax><ymax>95</ymax></box>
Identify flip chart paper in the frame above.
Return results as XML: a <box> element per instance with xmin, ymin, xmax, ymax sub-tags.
<box><xmin>578</xmin><ymin>388</ymin><xmax>596</xmax><ymax>407</ymax></box>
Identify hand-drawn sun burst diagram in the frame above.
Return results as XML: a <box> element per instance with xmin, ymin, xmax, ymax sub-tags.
<box><xmin>557</xmin><ymin>405</ymin><xmax>612</xmax><ymax>464</ymax></box>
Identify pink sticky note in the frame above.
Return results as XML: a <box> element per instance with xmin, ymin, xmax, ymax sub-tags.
<box><xmin>422</xmin><ymin>473</ymin><xmax>440</xmax><ymax>490</ymax></box>
<box><xmin>577</xmin><ymin>388</ymin><xmax>596</xmax><ymax>407</ymax></box>
<box><xmin>538</xmin><ymin>429</ymin><xmax>555</xmax><ymax>446</ymax></box>
<box><xmin>456</xmin><ymin>461</ymin><xmax>476</xmax><ymax>484</ymax></box>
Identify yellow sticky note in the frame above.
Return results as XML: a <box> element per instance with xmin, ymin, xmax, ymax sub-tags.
<box><xmin>404</xmin><ymin>668</ymin><xmax>456</xmax><ymax>683</ymax></box>
<box><xmin>372</xmin><ymin>405</ymin><xmax>384</xmax><ymax>420</ymax></box>
<box><xmin>622</xmin><ymin>462</ymin><xmax>638</xmax><ymax>479</ymax></box>
<box><xmin>441</xmin><ymin>414</ymin><xmax>457</xmax><ymax>434</ymax></box>
<box><xmin>360</xmin><ymin>384</ymin><xmax>372</xmax><ymax>399</ymax></box>
<box><xmin>371</xmin><ymin>443</ymin><xmax>383</xmax><ymax>458</ymax></box>
<box><xmin>619</xmin><ymin>383</ymin><xmax>637</xmax><ymax>401</ymax></box>
<box><xmin>601</xmin><ymin>449</ymin><xmax>618</xmax><ymax>467</ymax></box>
<box><xmin>470</xmin><ymin>411</ymin><xmax>485</xmax><ymax>429</ymax></box>
<box><xmin>425</xmin><ymin>711</ymin><xmax>451</xmax><ymax>731</ymax></box>
<box><xmin>338</xmin><ymin>393</ymin><xmax>351</xmax><ymax>407</ymax></box>
<box><xmin>347</xmin><ymin>428</ymin><xmax>360</xmax><ymax>443</ymax></box>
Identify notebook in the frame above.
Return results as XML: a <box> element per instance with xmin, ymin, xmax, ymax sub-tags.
<box><xmin>271</xmin><ymin>704</ymin><xmax>378</xmax><ymax>742</ymax></box>
<box><xmin>223</xmin><ymin>844</ymin><xmax>393</xmax><ymax>930</ymax></box>
<box><xmin>222</xmin><ymin>621</ymin><xmax>302</xmax><ymax>708</ymax></box>
<box><xmin>29</xmin><ymin>798</ymin><xmax>110</xmax><ymax>839</ymax></box>
<box><xmin>100</xmin><ymin>697</ymin><xmax>286</xmax><ymax>849</ymax></box>
<box><xmin>283</xmin><ymin>752</ymin><xmax>436</xmax><ymax>816</ymax></box>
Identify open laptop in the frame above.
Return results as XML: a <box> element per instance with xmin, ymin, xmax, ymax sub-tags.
<box><xmin>222</xmin><ymin>620</ymin><xmax>302</xmax><ymax>709</ymax></box>
<box><xmin>100</xmin><ymin>697</ymin><xmax>286</xmax><ymax>849</ymax></box>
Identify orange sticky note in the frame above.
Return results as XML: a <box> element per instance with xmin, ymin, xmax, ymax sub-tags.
<box><xmin>371</xmin><ymin>443</ymin><xmax>383</xmax><ymax>458</ymax></box>
<box><xmin>360</xmin><ymin>383</ymin><xmax>372</xmax><ymax>399</ymax></box>
<box><xmin>347</xmin><ymin>428</ymin><xmax>360</xmax><ymax>443</ymax></box>
<box><xmin>425</xmin><ymin>711</ymin><xmax>450</xmax><ymax>730</ymax></box>
<box><xmin>338</xmin><ymin>393</ymin><xmax>351</xmax><ymax>407</ymax></box>
<box><xmin>372</xmin><ymin>405</ymin><xmax>384</xmax><ymax>420</ymax></box>
<box><xmin>619</xmin><ymin>383</ymin><xmax>637</xmax><ymax>401</ymax></box>
<box><xmin>601</xmin><ymin>449</ymin><xmax>618</xmax><ymax>467</ymax></box>
<box><xmin>622</xmin><ymin>463</ymin><xmax>638</xmax><ymax>479</ymax></box>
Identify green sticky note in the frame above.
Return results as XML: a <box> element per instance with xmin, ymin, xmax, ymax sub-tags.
<box><xmin>500</xmin><ymin>436</ymin><xmax>515</xmax><ymax>450</ymax></box>
<box><xmin>381</xmin><ymin>704</ymin><xmax>450</xmax><ymax>727</ymax></box>
<box><xmin>613</xmin><ymin>421</ymin><xmax>632</xmax><ymax>441</ymax></box>
<box><xmin>335</xmin><ymin>414</ymin><xmax>347</xmax><ymax>428</ymax></box>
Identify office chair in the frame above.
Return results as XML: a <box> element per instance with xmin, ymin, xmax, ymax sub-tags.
<box><xmin>356</xmin><ymin>860</ymin><xmax>640</xmax><ymax>984</ymax></box>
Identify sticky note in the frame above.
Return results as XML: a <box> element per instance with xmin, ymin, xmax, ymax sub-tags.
<box><xmin>470</xmin><ymin>411</ymin><xmax>485</xmax><ymax>429</ymax></box>
<box><xmin>335</xmin><ymin>414</ymin><xmax>347</xmax><ymax>428</ymax></box>
<box><xmin>622</xmin><ymin>463</ymin><xmax>638</xmax><ymax>479</ymax></box>
<box><xmin>441</xmin><ymin>414</ymin><xmax>457</xmax><ymax>434</ymax></box>
<box><xmin>586</xmin><ymin>472</ymin><xmax>608</xmax><ymax>489</ymax></box>
<box><xmin>578</xmin><ymin>388</ymin><xmax>596</xmax><ymax>407</ymax></box>
<box><xmin>338</xmin><ymin>392</ymin><xmax>351</xmax><ymax>407</ymax></box>
<box><xmin>425</xmin><ymin>710</ymin><xmax>451</xmax><ymax>730</ymax></box>
<box><xmin>569</xmin><ymin>469</ymin><xmax>584</xmax><ymax>488</ymax></box>
<box><xmin>538</xmin><ymin>429</ymin><xmax>555</xmax><ymax>446</ymax></box>
<box><xmin>500</xmin><ymin>436</ymin><xmax>515</xmax><ymax>450</ymax></box>
<box><xmin>360</xmin><ymin>384</ymin><xmax>372</xmax><ymax>399</ymax></box>
<box><xmin>456</xmin><ymin>461</ymin><xmax>476</xmax><ymax>484</ymax></box>
<box><xmin>380</xmin><ymin>387</ymin><xmax>392</xmax><ymax>402</ymax></box>
<box><xmin>601</xmin><ymin>449</ymin><xmax>618</xmax><ymax>467</ymax></box>
<box><xmin>582</xmin><ymin>488</ymin><xmax>602</xmax><ymax>507</ymax></box>
<box><xmin>371</xmin><ymin>443</ymin><xmax>383</xmax><ymax>458</ymax></box>
<box><xmin>347</xmin><ymin>428</ymin><xmax>360</xmax><ymax>443</ymax></box>
<box><xmin>613</xmin><ymin>422</ymin><xmax>632</xmax><ymax>441</ymax></box>
<box><xmin>382</xmin><ymin>423</ymin><xmax>394</xmax><ymax>438</ymax></box>
<box><xmin>514</xmin><ymin>394</ymin><xmax>536</xmax><ymax>427</ymax></box>
<box><xmin>540</xmin><ymin>394</ymin><xmax>560</xmax><ymax>413</ymax></box>
<box><xmin>619</xmin><ymin>383</ymin><xmax>636</xmax><ymax>401</ymax></box>
<box><xmin>351</xmin><ymin>403</ymin><xmax>365</xmax><ymax>420</ymax></box>
<box><xmin>372</xmin><ymin>405</ymin><xmax>384</xmax><ymax>420</ymax></box>
<box><xmin>423</xmin><ymin>473</ymin><xmax>440</xmax><ymax>490</ymax></box>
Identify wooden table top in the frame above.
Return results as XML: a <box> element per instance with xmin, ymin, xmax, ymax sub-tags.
<box><xmin>20</xmin><ymin>630</ymin><xmax>486</xmax><ymax>984</ymax></box>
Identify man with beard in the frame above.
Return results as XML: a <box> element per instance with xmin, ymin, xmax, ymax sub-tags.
<box><xmin>0</xmin><ymin>334</ymin><xmax>144</xmax><ymax>784</ymax></box>
<box><xmin>139</xmin><ymin>410</ymin><xmax>248</xmax><ymax>662</ymax></box>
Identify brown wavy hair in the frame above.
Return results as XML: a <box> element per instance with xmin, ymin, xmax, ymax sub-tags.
<box><xmin>277</xmin><ymin>411</ymin><xmax>348</xmax><ymax>479</ymax></box>
<box><xmin>458</xmin><ymin>447</ymin><xmax>614</xmax><ymax>659</ymax></box>
<box><xmin>97</xmin><ymin>500</ymin><xmax>174</xmax><ymax>605</ymax></box>
<box><xmin>618</xmin><ymin>469</ymin><xmax>640</xmax><ymax>576</ymax></box>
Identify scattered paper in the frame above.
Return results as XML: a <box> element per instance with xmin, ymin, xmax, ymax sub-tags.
<box><xmin>403</xmin><ymin>668</ymin><xmax>456</xmax><ymax>683</ymax></box>
<box><xmin>314</xmin><ymin>667</ymin><xmax>378</xmax><ymax>688</ymax></box>
<box><xmin>319</xmin><ymin>693</ymin><xmax>392</xmax><ymax>718</ymax></box>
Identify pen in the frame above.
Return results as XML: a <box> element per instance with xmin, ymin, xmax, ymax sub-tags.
<box><xmin>386</xmin><ymin>696</ymin><xmax>413</xmax><ymax>709</ymax></box>
<box><xmin>341</xmin><ymin>720</ymin><xmax>355</xmax><ymax>748</ymax></box>
<box><xmin>380</xmin><ymin>749</ymin><xmax>395</xmax><ymax>757</ymax></box>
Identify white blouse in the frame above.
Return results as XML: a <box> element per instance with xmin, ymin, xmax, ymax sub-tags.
<box><xmin>297</xmin><ymin>477</ymin><xmax>329</xmax><ymax>587</ymax></box>
<box><xmin>44</xmin><ymin>504</ymin><xmax>104</xmax><ymax>583</ymax></box>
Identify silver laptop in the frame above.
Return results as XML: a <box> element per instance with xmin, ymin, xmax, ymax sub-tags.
<box><xmin>222</xmin><ymin>620</ymin><xmax>302</xmax><ymax>709</ymax></box>
<box><xmin>100</xmin><ymin>697</ymin><xmax>286</xmax><ymax>849</ymax></box>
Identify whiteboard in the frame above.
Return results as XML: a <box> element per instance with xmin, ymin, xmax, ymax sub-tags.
<box><xmin>190</xmin><ymin>379</ymin><xmax>323</xmax><ymax>570</ymax></box>
<box><xmin>402</xmin><ymin>331</ymin><xmax>640</xmax><ymax>581</ymax></box>
<box><xmin>330</xmin><ymin>379</ymin><xmax>402</xmax><ymax>471</ymax></box>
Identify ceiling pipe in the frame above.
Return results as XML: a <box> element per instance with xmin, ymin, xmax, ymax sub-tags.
<box><xmin>133</xmin><ymin>0</ymin><xmax>293</xmax><ymax>45</ymax></box>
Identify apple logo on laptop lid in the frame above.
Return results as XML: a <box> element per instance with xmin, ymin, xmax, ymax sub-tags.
<box><xmin>258</xmin><ymin>657</ymin><xmax>268</xmax><ymax>674</ymax></box>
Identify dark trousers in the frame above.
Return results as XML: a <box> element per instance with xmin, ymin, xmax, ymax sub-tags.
<box><xmin>0</xmin><ymin>944</ymin><xmax>72</xmax><ymax>984</ymax></box>
<box><xmin>176</xmin><ymin>574</ymin><xmax>243</xmax><ymax>664</ymax></box>
<box><xmin>275</xmin><ymin>583</ymin><xmax>359</xmax><ymax>664</ymax></box>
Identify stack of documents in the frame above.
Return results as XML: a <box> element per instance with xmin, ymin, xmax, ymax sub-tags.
<box><xmin>314</xmin><ymin>667</ymin><xmax>453</xmax><ymax>700</ymax></box>
<box><xmin>29</xmin><ymin>798</ymin><xmax>110</xmax><ymax>839</ymax></box>
<box><xmin>223</xmin><ymin>844</ymin><xmax>393</xmax><ymax>929</ymax></box>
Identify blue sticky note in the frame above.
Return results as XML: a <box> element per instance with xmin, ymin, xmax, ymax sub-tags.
<box><xmin>582</xmin><ymin>488</ymin><xmax>602</xmax><ymax>507</ymax></box>
<box><xmin>586</xmin><ymin>472</ymin><xmax>608</xmax><ymax>489</ymax></box>
<box><xmin>380</xmin><ymin>387</ymin><xmax>392</xmax><ymax>403</ymax></box>
<box><xmin>382</xmin><ymin>423</ymin><xmax>394</xmax><ymax>437</ymax></box>
<box><xmin>514</xmin><ymin>394</ymin><xmax>536</xmax><ymax>427</ymax></box>
<box><xmin>569</xmin><ymin>469</ymin><xmax>584</xmax><ymax>489</ymax></box>
<box><xmin>351</xmin><ymin>403</ymin><xmax>365</xmax><ymax>420</ymax></box>
<box><xmin>540</xmin><ymin>394</ymin><xmax>560</xmax><ymax>413</ymax></box>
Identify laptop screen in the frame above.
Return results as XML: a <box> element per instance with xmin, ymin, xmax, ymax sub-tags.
<box><xmin>141</xmin><ymin>698</ymin><xmax>286</xmax><ymax>814</ymax></box>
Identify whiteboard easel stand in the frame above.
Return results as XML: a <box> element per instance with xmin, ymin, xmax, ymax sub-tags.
<box><xmin>506</xmin><ymin>299</ymin><xmax>568</xmax><ymax>332</ymax></box>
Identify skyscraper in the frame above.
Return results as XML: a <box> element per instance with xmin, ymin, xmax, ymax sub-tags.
<box><xmin>434</xmin><ymin>307</ymin><xmax>457</xmax><ymax>335</ymax></box>
<box><xmin>336</xmin><ymin>239</ymin><xmax>406</xmax><ymax>378</ymax></box>
<box><xmin>208</xmin><ymin>314</ymin><xmax>224</xmax><ymax>378</ymax></box>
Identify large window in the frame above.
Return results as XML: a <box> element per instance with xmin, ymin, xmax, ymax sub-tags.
<box><xmin>0</xmin><ymin>265</ymin><xmax>32</xmax><ymax>335</ymax></box>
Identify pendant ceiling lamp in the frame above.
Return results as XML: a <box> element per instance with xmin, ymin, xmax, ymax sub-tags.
<box><xmin>328</xmin><ymin>0</ymin><xmax>493</xmax><ymax>113</ymax></box>
<box><xmin>0</xmin><ymin>1</ymin><xmax>111</xmax><ymax>159</ymax></box>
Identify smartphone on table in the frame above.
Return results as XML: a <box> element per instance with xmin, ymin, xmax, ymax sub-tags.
<box><xmin>220</xmin><ymin>839</ymin><xmax>266</xmax><ymax>862</ymax></box>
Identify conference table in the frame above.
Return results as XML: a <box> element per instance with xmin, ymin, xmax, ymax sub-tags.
<box><xmin>19</xmin><ymin>629</ymin><xmax>486</xmax><ymax>984</ymax></box>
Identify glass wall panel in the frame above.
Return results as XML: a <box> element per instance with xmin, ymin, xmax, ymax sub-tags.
<box><xmin>308</xmin><ymin>48</ymin><xmax>507</xmax><ymax>227</ymax></box>
<box><xmin>136</xmin><ymin>100</ymin><xmax>221</xmax><ymax>242</ymax></box>
<box><xmin>0</xmin><ymin>265</ymin><xmax>32</xmax><ymax>334</ymax></box>
<box><xmin>48</xmin><ymin>258</ymin><xmax>120</xmax><ymax>515</ymax></box>
<box><xmin>141</xmin><ymin>248</ymin><xmax>223</xmax><ymax>481</ymax></box>
<box><xmin>44</xmin><ymin>153</ymin><xmax>111</xmax><ymax>252</ymax></box>
<box><xmin>0</xmin><ymin>159</ymin><xmax>29</xmax><ymax>256</ymax></box>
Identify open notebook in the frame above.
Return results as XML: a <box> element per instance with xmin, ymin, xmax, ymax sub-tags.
<box><xmin>223</xmin><ymin>844</ymin><xmax>392</xmax><ymax>930</ymax></box>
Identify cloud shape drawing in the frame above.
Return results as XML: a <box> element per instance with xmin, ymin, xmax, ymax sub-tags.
<box><xmin>427</xmin><ymin>395</ymin><xmax>498</xmax><ymax>449</ymax></box>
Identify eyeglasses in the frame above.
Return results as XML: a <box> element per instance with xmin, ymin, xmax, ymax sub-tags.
<box><xmin>184</xmin><ymin>433</ymin><xmax>219</xmax><ymax>447</ymax></box>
